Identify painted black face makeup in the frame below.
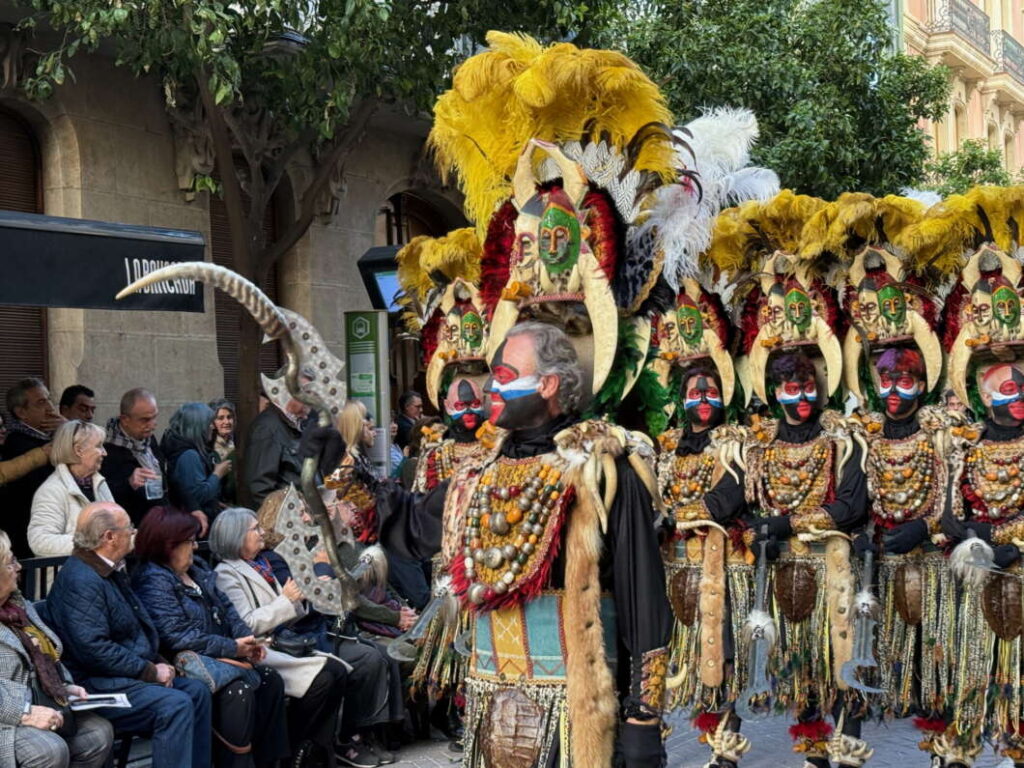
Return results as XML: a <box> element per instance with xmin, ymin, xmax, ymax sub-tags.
<box><xmin>484</xmin><ymin>341</ymin><xmax>549</xmax><ymax>429</ymax></box>
<box><xmin>984</xmin><ymin>365</ymin><xmax>1024</xmax><ymax>426</ymax></box>
<box><xmin>878</xmin><ymin>369</ymin><xmax>924</xmax><ymax>419</ymax></box>
<box><xmin>776</xmin><ymin>377</ymin><xmax>818</xmax><ymax>424</ymax></box>
<box><xmin>445</xmin><ymin>378</ymin><xmax>485</xmax><ymax>440</ymax></box>
<box><xmin>682</xmin><ymin>374</ymin><xmax>724</xmax><ymax>430</ymax></box>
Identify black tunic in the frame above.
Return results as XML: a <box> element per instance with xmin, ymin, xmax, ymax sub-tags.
<box><xmin>378</xmin><ymin>415</ymin><xmax>672</xmax><ymax>719</ymax></box>
<box><xmin>675</xmin><ymin>428</ymin><xmax>747</xmax><ymax>525</ymax></box>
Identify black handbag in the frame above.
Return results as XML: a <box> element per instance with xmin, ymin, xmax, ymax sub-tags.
<box><xmin>271</xmin><ymin>628</ymin><xmax>317</xmax><ymax>658</ymax></box>
<box><xmin>30</xmin><ymin>677</ymin><xmax>77</xmax><ymax>738</ymax></box>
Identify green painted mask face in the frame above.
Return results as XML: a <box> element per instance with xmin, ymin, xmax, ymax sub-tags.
<box><xmin>460</xmin><ymin>310</ymin><xmax>484</xmax><ymax>348</ymax></box>
<box><xmin>877</xmin><ymin>284</ymin><xmax>907</xmax><ymax>325</ymax></box>
<box><xmin>785</xmin><ymin>287</ymin><xmax>812</xmax><ymax>332</ymax></box>
<box><xmin>994</xmin><ymin>285</ymin><xmax>1021</xmax><ymax>328</ymax></box>
<box><xmin>538</xmin><ymin>199</ymin><xmax>581</xmax><ymax>275</ymax></box>
<box><xmin>676</xmin><ymin>299</ymin><xmax>703</xmax><ymax>346</ymax></box>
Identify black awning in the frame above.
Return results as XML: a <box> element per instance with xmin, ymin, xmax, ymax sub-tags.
<box><xmin>0</xmin><ymin>210</ymin><xmax>205</xmax><ymax>312</ymax></box>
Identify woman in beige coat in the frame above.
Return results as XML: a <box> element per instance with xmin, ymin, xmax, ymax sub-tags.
<box><xmin>28</xmin><ymin>421</ymin><xmax>113</xmax><ymax>557</ymax></box>
<box><xmin>210</xmin><ymin>508</ymin><xmax>381</xmax><ymax>768</ymax></box>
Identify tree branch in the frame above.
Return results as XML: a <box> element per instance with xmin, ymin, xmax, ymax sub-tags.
<box><xmin>257</xmin><ymin>99</ymin><xmax>378</xmax><ymax>273</ymax></box>
<box><xmin>195</xmin><ymin>65</ymin><xmax>252</xmax><ymax>273</ymax></box>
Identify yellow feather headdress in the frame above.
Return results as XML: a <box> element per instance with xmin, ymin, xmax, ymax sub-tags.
<box><xmin>893</xmin><ymin>185</ymin><xmax>1024</xmax><ymax>276</ymax></box>
<box><xmin>429</xmin><ymin>31</ymin><xmax>676</xmax><ymax>229</ymax></box>
<box><xmin>706</xmin><ymin>190</ymin><xmax>827</xmax><ymax>279</ymax></box>
<box><xmin>799</xmin><ymin>192</ymin><xmax>925</xmax><ymax>261</ymax></box>
<box><xmin>395</xmin><ymin>228</ymin><xmax>482</xmax><ymax>334</ymax></box>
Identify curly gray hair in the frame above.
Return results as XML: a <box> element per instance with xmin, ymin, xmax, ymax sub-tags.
<box><xmin>505</xmin><ymin>322</ymin><xmax>584</xmax><ymax>414</ymax></box>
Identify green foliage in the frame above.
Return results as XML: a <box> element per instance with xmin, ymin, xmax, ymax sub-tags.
<box><xmin>593</xmin><ymin>0</ymin><xmax>951</xmax><ymax>199</ymax></box>
<box><xmin>924</xmin><ymin>139</ymin><xmax>1014</xmax><ymax>197</ymax></box>
<box><xmin>15</xmin><ymin>0</ymin><xmax>606</xmax><ymax>144</ymax></box>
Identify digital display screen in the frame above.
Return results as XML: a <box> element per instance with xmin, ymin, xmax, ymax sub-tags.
<box><xmin>373</xmin><ymin>270</ymin><xmax>402</xmax><ymax>313</ymax></box>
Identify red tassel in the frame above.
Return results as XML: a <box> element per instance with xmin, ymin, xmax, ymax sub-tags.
<box><xmin>788</xmin><ymin>720</ymin><xmax>833</xmax><ymax>742</ymax></box>
<box><xmin>739</xmin><ymin>286</ymin><xmax>764</xmax><ymax>356</ymax></box>
<box><xmin>480</xmin><ymin>201</ymin><xmax>517</xmax><ymax>313</ymax></box>
<box><xmin>942</xmin><ymin>282</ymin><xmax>968</xmax><ymax>352</ymax></box>
<box><xmin>582</xmin><ymin>189</ymin><xmax>621</xmax><ymax>283</ymax></box>
<box><xmin>912</xmin><ymin>717</ymin><xmax>947</xmax><ymax>734</ymax></box>
<box><xmin>420</xmin><ymin>310</ymin><xmax>442</xmax><ymax>367</ymax></box>
<box><xmin>693</xmin><ymin>712</ymin><xmax>722</xmax><ymax>733</ymax></box>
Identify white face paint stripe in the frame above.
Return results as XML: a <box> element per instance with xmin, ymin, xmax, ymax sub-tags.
<box><xmin>488</xmin><ymin>375</ymin><xmax>542</xmax><ymax>400</ymax></box>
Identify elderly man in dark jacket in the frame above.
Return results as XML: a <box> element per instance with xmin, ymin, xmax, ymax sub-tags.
<box><xmin>101</xmin><ymin>389</ymin><xmax>166</xmax><ymax>525</ymax></box>
<box><xmin>43</xmin><ymin>503</ymin><xmax>212</xmax><ymax>768</ymax></box>
<box><xmin>244</xmin><ymin>374</ymin><xmax>314</xmax><ymax>508</ymax></box>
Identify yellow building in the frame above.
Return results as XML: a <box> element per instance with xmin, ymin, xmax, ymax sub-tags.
<box><xmin>902</xmin><ymin>0</ymin><xmax>1024</xmax><ymax>169</ymax></box>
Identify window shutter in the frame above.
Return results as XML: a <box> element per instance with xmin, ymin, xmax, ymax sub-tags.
<box><xmin>0</xmin><ymin>108</ymin><xmax>47</xmax><ymax>413</ymax></box>
<box><xmin>208</xmin><ymin>182</ymin><xmax>282</xmax><ymax>405</ymax></box>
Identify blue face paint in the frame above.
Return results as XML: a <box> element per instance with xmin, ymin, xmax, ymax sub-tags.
<box><xmin>777</xmin><ymin>390</ymin><xmax>816</xmax><ymax>405</ymax></box>
<box><xmin>487</xmin><ymin>375</ymin><xmax>542</xmax><ymax>401</ymax></box>
<box><xmin>684</xmin><ymin>395</ymin><xmax>724</xmax><ymax>410</ymax></box>
<box><xmin>448</xmin><ymin>405</ymin><xmax>486</xmax><ymax>420</ymax></box>
<box><xmin>991</xmin><ymin>391</ymin><xmax>1023</xmax><ymax>407</ymax></box>
<box><xmin>878</xmin><ymin>383</ymin><xmax>920</xmax><ymax>401</ymax></box>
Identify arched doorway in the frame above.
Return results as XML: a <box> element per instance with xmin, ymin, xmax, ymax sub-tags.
<box><xmin>0</xmin><ymin>106</ymin><xmax>47</xmax><ymax>416</ymax></box>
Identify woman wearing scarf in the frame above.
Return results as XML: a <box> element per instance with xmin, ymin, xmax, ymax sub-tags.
<box><xmin>209</xmin><ymin>399</ymin><xmax>238</xmax><ymax>506</ymax></box>
<box><xmin>161</xmin><ymin>403</ymin><xmax>232</xmax><ymax>533</ymax></box>
<box><xmin>0</xmin><ymin>529</ymin><xmax>113</xmax><ymax>767</ymax></box>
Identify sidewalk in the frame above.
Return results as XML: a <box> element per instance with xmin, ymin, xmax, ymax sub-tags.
<box><xmin>392</xmin><ymin>712</ymin><xmax>1015</xmax><ymax>767</ymax></box>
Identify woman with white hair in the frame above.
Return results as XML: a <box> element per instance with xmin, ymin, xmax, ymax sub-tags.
<box><xmin>210</xmin><ymin>507</ymin><xmax>383</xmax><ymax>768</ymax></box>
<box><xmin>27</xmin><ymin>420</ymin><xmax>113</xmax><ymax>556</ymax></box>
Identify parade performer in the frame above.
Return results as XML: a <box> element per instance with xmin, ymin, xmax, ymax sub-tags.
<box><xmin>391</xmin><ymin>230</ymin><xmax>492</xmax><ymax>715</ymax></box>
<box><xmin>902</xmin><ymin>187</ymin><xmax>1024</xmax><ymax>767</ymax></box>
<box><xmin>711</xmin><ymin>191</ymin><xmax>871</xmax><ymax>768</ymax></box>
<box><xmin>816</xmin><ymin>194</ymin><xmax>957</xmax><ymax>763</ymax></box>
<box><xmin>639</xmin><ymin>106</ymin><xmax>779</xmax><ymax>768</ymax></box>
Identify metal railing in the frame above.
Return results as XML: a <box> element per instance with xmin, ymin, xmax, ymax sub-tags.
<box><xmin>930</xmin><ymin>0</ymin><xmax>992</xmax><ymax>55</ymax></box>
<box><xmin>993</xmin><ymin>28</ymin><xmax>1024</xmax><ymax>84</ymax></box>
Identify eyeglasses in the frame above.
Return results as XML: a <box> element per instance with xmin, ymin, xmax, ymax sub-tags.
<box><xmin>3</xmin><ymin>556</ymin><xmax>19</xmax><ymax>571</ymax></box>
<box><xmin>110</xmin><ymin>525</ymin><xmax>136</xmax><ymax>535</ymax></box>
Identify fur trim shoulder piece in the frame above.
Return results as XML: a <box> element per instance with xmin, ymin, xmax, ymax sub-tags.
<box><xmin>656</xmin><ymin>427</ymin><xmax>684</xmax><ymax>454</ymax></box>
<box><xmin>555</xmin><ymin>419</ymin><xmax>629</xmax><ymax>532</ymax></box>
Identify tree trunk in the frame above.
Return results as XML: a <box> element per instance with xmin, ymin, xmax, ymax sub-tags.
<box><xmin>234</xmin><ymin>312</ymin><xmax>262</xmax><ymax>508</ymax></box>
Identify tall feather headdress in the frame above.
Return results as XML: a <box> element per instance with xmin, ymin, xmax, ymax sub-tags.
<box><xmin>429</xmin><ymin>31</ymin><xmax>677</xmax><ymax>230</ymax></box>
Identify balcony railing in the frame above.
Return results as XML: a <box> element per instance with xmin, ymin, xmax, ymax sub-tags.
<box><xmin>930</xmin><ymin>0</ymin><xmax>991</xmax><ymax>55</ymax></box>
<box><xmin>993</xmin><ymin>29</ymin><xmax>1024</xmax><ymax>85</ymax></box>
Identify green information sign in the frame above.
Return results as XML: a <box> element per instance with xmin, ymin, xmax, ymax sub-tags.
<box><xmin>345</xmin><ymin>311</ymin><xmax>391</xmax><ymax>475</ymax></box>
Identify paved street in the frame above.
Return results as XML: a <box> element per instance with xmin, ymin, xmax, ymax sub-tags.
<box><xmin>392</xmin><ymin>712</ymin><xmax>1016</xmax><ymax>767</ymax></box>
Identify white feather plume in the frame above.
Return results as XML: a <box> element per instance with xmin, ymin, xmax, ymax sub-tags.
<box><xmin>741</xmin><ymin>608</ymin><xmax>777</xmax><ymax>652</ymax></box>
<box><xmin>950</xmin><ymin>537</ymin><xmax>994</xmax><ymax>588</ymax></box>
<box><xmin>640</xmin><ymin>106</ymin><xmax>780</xmax><ymax>290</ymax></box>
<box><xmin>900</xmin><ymin>187</ymin><xmax>943</xmax><ymax>208</ymax></box>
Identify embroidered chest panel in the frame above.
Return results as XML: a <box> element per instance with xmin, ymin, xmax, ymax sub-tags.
<box><xmin>452</xmin><ymin>455</ymin><xmax>574</xmax><ymax>611</ymax></box>
<box><xmin>965</xmin><ymin>438</ymin><xmax>1024</xmax><ymax>522</ymax></box>
<box><xmin>658</xmin><ymin>451</ymin><xmax>717</xmax><ymax>524</ymax></box>
<box><xmin>754</xmin><ymin>436</ymin><xmax>833</xmax><ymax>516</ymax></box>
<box><xmin>867</xmin><ymin>435</ymin><xmax>941</xmax><ymax>525</ymax></box>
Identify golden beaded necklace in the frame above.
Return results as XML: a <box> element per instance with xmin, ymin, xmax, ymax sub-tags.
<box><xmin>966</xmin><ymin>440</ymin><xmax>1024</xmax><ymax>520</ymax></box>
<box><xmin>760</xmin><ymin>438</ymin><xmax>832</xmax><ymax>514</ymax></box>
<box><xmin>660</xmin><ymin>453</ymin><xmax>717</xmax><ymax>523</ymax></box>
<box><xmin>867</xmin><ymin>436</ymin><xmax>937</xmax><ymax>524</ymax></box>
<box><xmin>460</xmin><ymin>455</ymin><xmax>569</xmax><ymax>606</ymax></box>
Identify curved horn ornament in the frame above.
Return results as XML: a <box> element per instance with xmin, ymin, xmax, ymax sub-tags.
<box><xmin>117</xmin><ymin>261</ymin><xmax>288</xmax><ymax>340</ymax></box>
<box><xmin>117</xmin><ymin>260</ymin><xmax>358</xmax><ymax>610</ymax></box>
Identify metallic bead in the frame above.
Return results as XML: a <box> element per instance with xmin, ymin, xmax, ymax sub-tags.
<box><xmin>502</xmin><ymin>571</ymin><xmax>515</xmax><ymax>584</ymax></box>
<box><xmin>474</xmin><ymin>550</ymin><xmax>486</xmax><ymax>564</ymax></box>
<box><xmin>502</xmin><ymin>544</ymin><xmax>517</xmax><ymax>560</ymax></box>
<box><xmin>484</xmin><ymin>547</ymin><xmax>505</xmax><ymax>569</ymax></box>
<box><xmin>489</xmin><ymin>512</ymin><xmax>510</xmax><ymax>535</ymax></box>
<box><xmin>510</xmin><ymin>561</ymin><xmax>522</xmax><ymax>574</ymax></box>
<box><xmin>522</xmin><ymin>542</ymin><xmax>535</xmax><ymax>555</ymax></box>
<box><xmin>468</xmin><ymin>583</ymin><xmax>488</xmax><ymax>604</ymax></box>
<box><xmin>493</xmin><ymin>581</ymin><xmax>508</xmax><ymax>594</ymax></box>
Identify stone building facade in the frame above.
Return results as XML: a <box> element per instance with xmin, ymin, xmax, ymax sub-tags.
<box><xmin>0</xmin><ymin>15</ymin><xmax>464</xmax><ymax>427</ymax></box>
<box><xmin>902</xmin><ymin>0</ymin><xmax>1024</xmax><ymax>169</ymax></box>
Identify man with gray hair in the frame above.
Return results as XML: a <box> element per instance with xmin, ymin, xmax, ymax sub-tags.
<box><xmin>101</xmin><ymin>388</ymin><xmax>166</xmax><ymax>525</ymax></box>
<box><xmin>365</xmin><ymin>321</ymin><xmax>672</xmax><ymax>768</ymax></box>
<box><xmin>1</xmin><ymin>377</ymin><xmax>65</xmax><ymax>556</ymax></box>
<box><xmin>43</xmin><ymin>503</ymin><xmax>213</xmax><ymax>768</ymax></box>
